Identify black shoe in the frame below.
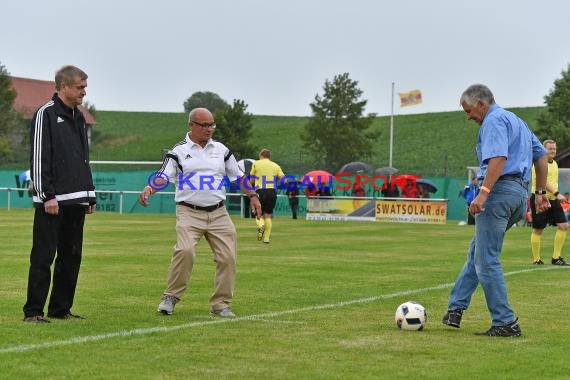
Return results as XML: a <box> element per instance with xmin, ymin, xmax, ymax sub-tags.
<box><xmin>552</xmin><ymin>257</ymin><xmax>569</xmax><ymax>266</ymax></box>
<box><xmin>23</xmin><ymin>315</ymin><xmax>50</xmax><ymax>323</ymax></box>
<box><xmin>532</xmin><ymin>259</ymin><xmax>544</xmax><ymax>265</ymax></box>
<box><xmin>475</xmin><ymin>318</ymin><xmax>522</xmax><ymax>337</ymax></box>
<box><xmin>47</xmin><ymin>312</ymin><xmax>85</xmax><ymax>320</ymax></box>
<box><xmin>442</xmin><ymin>310</ymin><xmax>463</xmax><ymax>328</ymax></box>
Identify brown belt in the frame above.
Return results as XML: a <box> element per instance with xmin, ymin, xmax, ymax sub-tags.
<box><xmin>176</xmin><ymin>200</ymin><xmax>225</xmax><ymax>212</ymax></box>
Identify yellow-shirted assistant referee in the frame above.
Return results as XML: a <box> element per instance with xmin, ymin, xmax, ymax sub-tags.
<box><xmin>530</xmin><ymin>139</ymin><xmax>569</xmax><ymax>265</ymax></box>
<box><xmin>249</xmin><ymin>149</ymin><xmax>285</xmax><ymax>244</ymax></box>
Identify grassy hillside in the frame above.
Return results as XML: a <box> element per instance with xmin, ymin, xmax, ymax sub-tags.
<box><xmin>89</xmin><ymin>107</ymin><xmax>544</xmax><ymax>177</ymax></box>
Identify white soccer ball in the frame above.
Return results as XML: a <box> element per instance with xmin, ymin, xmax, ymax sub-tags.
<box><xmin>395</xmin><ymin>301</ymin><xmax>427</xmax><ymax>331</ymax></box>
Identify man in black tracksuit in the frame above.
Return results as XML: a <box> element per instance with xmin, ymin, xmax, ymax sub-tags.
<box><xmin>23</xmin><ymin>65</ymin><xmax>97</xmax><ymax>323</ymax></box>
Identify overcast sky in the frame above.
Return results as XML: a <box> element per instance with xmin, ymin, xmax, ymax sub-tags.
<box><xmin>2</xmin><ymin>0</ymin><xmax>569</xmax><ymax>116</ymax></box>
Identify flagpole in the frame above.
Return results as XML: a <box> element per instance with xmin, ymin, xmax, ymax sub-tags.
<box><xmin>389</xmin><ymin>82</ymin><xmax>394</xmax><ymax>168</ymax></box>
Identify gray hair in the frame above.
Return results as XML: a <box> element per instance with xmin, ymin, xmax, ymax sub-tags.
<box><xmin>188</xmin><ymin>108</ymin><xmax>198</xmax><ymax>123</ymax></box>
<box><xmin>55</xmin><ymin>65</ymin><xmax>87</xmax><ymax>91</ymax></box>
<box><xmin>460</xmin><ymin>84</ymin><xmax>495</xmax><ymax>106</ymax></box>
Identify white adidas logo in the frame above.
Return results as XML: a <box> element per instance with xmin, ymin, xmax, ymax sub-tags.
<box><xmin>57</xmin><ymin>117</ymin><xmax>64</xmax><ymax>123</ymax></box>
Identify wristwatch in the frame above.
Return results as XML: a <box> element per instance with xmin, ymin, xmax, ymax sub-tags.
<box><xmin>248</xmin><ymin>193</ymin><xmax>259</xmax><ymax>199</ymax></box>
<box><xmin>534</xmin><ymin>190</ymin><xmax>547</xmax><ymax>195</ymax></box>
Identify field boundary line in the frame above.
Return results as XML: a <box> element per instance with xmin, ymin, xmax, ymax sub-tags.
<box><xmin>0</xmin><ymin>266</ymin><xmax>562</xmax><ymax>354</ymax></box>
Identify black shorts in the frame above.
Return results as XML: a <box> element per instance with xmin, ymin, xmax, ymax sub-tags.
<box><xmin>530</xmin><ymin>196</ymin><xmax>567</xmax><ymax>229</ymax></box>
<box><xmin>257</xmin><ymin>188</ymin><xmax>277</xmax><ymax>215</ymax></box>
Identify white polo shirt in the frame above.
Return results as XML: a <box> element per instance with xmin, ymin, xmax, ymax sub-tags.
<box><xmin>159</xmin><ymin>133</ymin><xmax>243</xmax><ymax>206</ymax></box>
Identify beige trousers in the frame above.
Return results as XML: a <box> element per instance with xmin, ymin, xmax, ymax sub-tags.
<box><xmin>164</xmin><ymin>205</ymin><xmax>237</xmax><ymax>311</ymax></box>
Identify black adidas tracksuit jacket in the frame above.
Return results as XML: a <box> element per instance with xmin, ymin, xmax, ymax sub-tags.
<box><xmin>23</xmin><ymin>93</ymin><xmax>96</xmax><ymax>319</ymax></box>
<box><xmin>30</xmin><ymin>93</ymin><xmax>96</xmax><ymax>207</ymax></box>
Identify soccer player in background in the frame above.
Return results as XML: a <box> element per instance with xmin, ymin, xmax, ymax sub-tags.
<box><xmin>529</xmin><ymin>139</ymin><xmax>569</xmax><ymax>265</ymax></box>
<box><xmin>249</xmin><ymin>149</ymin><xmax>285</xmax><ymax>244</ymax></box>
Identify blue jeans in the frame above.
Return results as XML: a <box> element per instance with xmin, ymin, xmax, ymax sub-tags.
<box><xmin>447</xmin><ymin>179</ymin><xmax>527</xmax><ymax>326</ymax></box>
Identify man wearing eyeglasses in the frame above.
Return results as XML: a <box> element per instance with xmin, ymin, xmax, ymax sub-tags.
<box><xmin>139</xmin><ymin>107</ymin><xmax>261</xmax><ymax>318</ymax></box>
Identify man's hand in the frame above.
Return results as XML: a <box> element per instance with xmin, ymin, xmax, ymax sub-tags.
<box><xmin>44</xmin><ymin>198</ymin><xmax>59</xmax><ymax>215</ymax></box>
<box><xmin>249</xmin><ymin>196</ymin><xmax>262</xmax><ymax>218</ymax></box>
<box><xmin>469</xmin><ymin>192</ymin><xmax>488</xmax><ymax>215</ymax></box>
<box><xmin>139</xmin><ymin>186</ymin><xmax>153</xmax><ymax>207</ymax></box>
<box><xmin>535</xmin><ymin>194</ymin><xmax>551</xmax><ymax>213</ymax></box>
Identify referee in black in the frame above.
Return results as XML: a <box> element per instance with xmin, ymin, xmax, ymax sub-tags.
<box><xmin>23</xmin><ymin>65</ymin><xmax>97</xmax><ymax>323</ymax></box>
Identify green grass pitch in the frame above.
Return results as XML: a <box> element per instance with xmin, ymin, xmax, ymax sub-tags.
<box><xmin>0</xmin><ymin>209</ymin><xmax>569</xmax><ymax>379</ymax></box>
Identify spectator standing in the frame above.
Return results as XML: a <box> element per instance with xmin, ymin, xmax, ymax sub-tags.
<box><xmin>464</xmin><ymin>177</ymin><xmax>480</xmax><ymax>225</ymax></box>
<box><xmin>563</xmin><ymin>193</ymin><xmax>570</xmax><ymax>221</ymax></box>
<box><xmin>401</xmin><ymin>179</ymin><xmax>419</xmax><ymax>198</ymax></box>
<box><xmin>352</xmin><ymin>183</ymin><xmax>366</xmax><ymax>197</ymax></box>
<box><xmin>286</xmin><ymin>183</ymin><xmax>300</xmax><ymax>219</ymax></box>
<box><xmin>23</xmin><ymin>65</ymin><xmax>96</xmax><ymax>323</ymax></box>
<box><xmin>381</xmin><ymin>179</ymin><xmax>400</xmax><ymax>198</ymax></box>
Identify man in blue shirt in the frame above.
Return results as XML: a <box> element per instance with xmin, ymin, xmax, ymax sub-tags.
<box><xmin>442</xmin><ymin>84</ymin><xmax>550</xmax><ymax>337</ymax></box>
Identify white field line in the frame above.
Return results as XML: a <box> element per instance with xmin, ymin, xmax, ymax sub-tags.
<box><xmin>0</xmin><ymin>266</ymin><xmax>562</xmax><ymax>354</ymax></box>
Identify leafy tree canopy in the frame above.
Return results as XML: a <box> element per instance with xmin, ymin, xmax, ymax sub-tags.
<box><xmin>183</xmin><ymin>91</ymin><xmax>229</xmax><ymax>114</ymax></box>
<box><xmin>535</xmin><ymin>64</ymin><xmax>570</xmax><ymax>147</ymax></box>
<box><xmin>301</xmin><ymin>73</ymin><xmax>379</xmax><ymax>172</ymax></box>
<box><xmin>0</xmin><ymin>62</ymin><xmax>25</xmax><ymax>161</ymax></box>
<box><xmin>213</xmin><ymin>99</ymin><xmax>256</xmax><ymax>160</ymax></box>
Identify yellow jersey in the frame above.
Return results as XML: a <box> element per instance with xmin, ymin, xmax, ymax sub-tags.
<box><xmin>250</xmin><ymin>158</ymin><xmax>285</xmax><ymax>189</ymax></box>
<box><xmin>531</xmin><ymin>160</ymin><xmax>558</xmax><ymax>200</ymax></box>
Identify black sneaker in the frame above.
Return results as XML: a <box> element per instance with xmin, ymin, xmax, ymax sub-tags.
<box><xmin>475</xmin><ymin>318</ymin><xmax>522</xmax><ymax>337</ymax></box>
<box><xmin>532</xmin><ymin>259</ymin><xmax>544</xmax><ymax>265</ymax></box>
<box><xmin>551</xmin><ymin>257</ymin><xmax>570</xmax><ymax>266</ymax></box>
<box><xmin>442</xmin><ymin>310</ymin><xmax>463</xmax><ymax>328</ymax></box>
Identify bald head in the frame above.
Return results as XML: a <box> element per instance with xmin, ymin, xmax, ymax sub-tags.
<box><xmin>188</xmin><ymin>108</ymin><xmax>213</xmax><ymax>123</ymax></box>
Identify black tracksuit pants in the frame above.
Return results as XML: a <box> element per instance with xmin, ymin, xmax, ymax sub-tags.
<box><xmin>23</xmin><ymin>205</ymin><xmax>86</xmax><ymax>318</ymax></box>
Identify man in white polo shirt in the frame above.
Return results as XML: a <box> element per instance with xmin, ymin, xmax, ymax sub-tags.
<box><xmin>139</xmin><ymin>107</ymin><xmax>261</xmax><ymax>318</ymax></box>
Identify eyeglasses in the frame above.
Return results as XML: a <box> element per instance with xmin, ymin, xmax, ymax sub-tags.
<box><xmin>190</xmin><ymin>120</ymin><xmax>216</xmax><ymax>129</ymax></box>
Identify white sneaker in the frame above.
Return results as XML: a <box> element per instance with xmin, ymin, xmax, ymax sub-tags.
<box><xmin>157</xmin><ymin>294</ymin><xmax>178</xmax><ymax>315</ymax></box>
<box><xmin>210</xmin><ymin>307</ymin><xmax>236</xmax><ymax>318</ymax></box>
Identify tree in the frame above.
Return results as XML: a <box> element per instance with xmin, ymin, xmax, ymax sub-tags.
<box><xmin>183</xmin><ymin>91</ymin><xmax>229</xmax><ymax>114</ymax></box>
<box><xmin>301</xmin><ymin>73</ymin><xmax>379</xmax><ymax>171</ymax></box>
<box><xmin>213</xmin><ymin>99</ymin><xmax>256</xmax><ymax>160</ymax></box>
<box><xmin>0</xmin><ymin>62</ymin><xmax>25</xmax><ymax>162</ymax></box>
<box><xmin>535</xmin><ymin>64</ymin><xmax>570</xmax><ymax>147</ymax></box>
<box><xmin>83</xmin><ymin>100</ymin><xmax>97</xmax><ymax>117</ymax></box>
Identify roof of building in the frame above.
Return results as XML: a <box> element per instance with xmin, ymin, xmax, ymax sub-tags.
<box><xmin>10</xmin><ymin>76</ymin><xmax>96</xmax><ymax>124</ymax></box>
<box><xmin>555</xmin><ymin>147</ymin><xmax>570</xmax><ymax>168</ymax></box>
